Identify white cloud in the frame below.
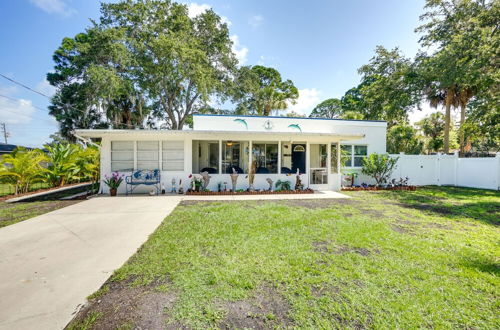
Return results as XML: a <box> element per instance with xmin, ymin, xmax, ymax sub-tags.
<box><xmin>230</xmin><ymin>35</ymin><xmax>248</xmax><ymax>65</ymax></box>
<box><xmin>36</xmin><ymin>79</ymin><xmax>56</xmax><ymax>97</ymax></box>
<box><xmin>0</xmin><ymin>95</ymin><xmax>36</xmax><ymax>125</ymax></box>
<box><xmin>286</xmin><ymin>88</ymin><xmax>321</xmax><ymax>116</ymax></box>
<box><xmin>29</xmin><ymin>0</ymin><xmax>75</xmax><ymax>17</ymax></box>
<box><xmin>248</xmin><ymin>14</ymin><xmax>264</xmax><ymax>29</ymax></box>
<box><xmin>187</xmin><ymin>2</ymin><xmax>232</xmax><ymax>26</ymax></box>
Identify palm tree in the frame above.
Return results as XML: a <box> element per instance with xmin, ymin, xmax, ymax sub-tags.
<box><xmin>425</xmin><ymin>85</ymin><xmax>459</xmax><ymax>153</ymax></box>
<box><xmin>0</xmin><ymin>148</ymin><xmax>48</xmax><ymax>195</ymax></box>
<box><xmin>457</xmin><ymin>87</ymin><xmax>476</xmax><ymax>155</ymax></box>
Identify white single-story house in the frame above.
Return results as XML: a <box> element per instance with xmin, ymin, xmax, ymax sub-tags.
<box><xmin>75</xmin><ymin>114</ymin><xmax>387</xmax><ymax>194</ymax></box>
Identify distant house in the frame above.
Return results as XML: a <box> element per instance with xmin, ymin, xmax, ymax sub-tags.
<box><xmin>0</xmin><ymin>143</ymin><xmax>33</xmax><ymax>156</ymax></box>
<box><xmin>76</xmin><ymin>114</ymin><xmax>387</xmax><ymax>193</ymax></box>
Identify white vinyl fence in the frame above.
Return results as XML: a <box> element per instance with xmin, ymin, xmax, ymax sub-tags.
<box><xmin>388</xmin><ymin>152</ymin><xmax>500</xmax><ymax>190</ymax></box>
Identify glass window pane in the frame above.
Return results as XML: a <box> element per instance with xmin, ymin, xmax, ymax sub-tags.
<box><xmin>192</xmin><ymin>140</ymin><xmax>219</xmax><ymax>173</ymax></box>
<box><xmin>310</xmin><ymin>144</ymin><xmax>327</xmax><ymax>168</ymax></box>
<box><xmin>111</xmin><ymin>141</ymin><xmax>133</xmax><ymax>171</ymax></box>
<box><xmin>137</xmin><ymin>141</ymin><xmax>159</xmax><ymax>170</ymax></box>
<box><xmin>354</xmin><ymin>145</ymin><xmax>367</xmax><ymax>156</ymax></box>
<box><xmin>354</xmin><ymin>156</ymin><xmax>365</xmax><ymax>167</ymax></box>
<box><xmin>280</xmin><ymin>142</ymin><xmax>292</xmax><ymax>174</ymax></box>
<box><xmin>252</xmin><ymin>142</ymin><xmax>278</xmax><ymax>174</ymax></box>
<box><xmin>222</xmin><ymin>141</ymin><xmax>249</xmax><ymax>174</ymax></box>
<box><xmin>341</xmin><ymin>145</ymin><xmax>352</xmax><ymax>167</ymax></box>
<box><xmin>163</xmin><ymin>141</ymin><xmax>184</xmax><ymax>171</ymax></box>
<box><xmin>111</xmin><ymin>162</ymin><xmax>133</xmax><ymax>172</ymax></box>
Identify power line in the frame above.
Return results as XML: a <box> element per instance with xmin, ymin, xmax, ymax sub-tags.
<box><xmin>0</xmin><ymin>73</ymin><xmax>141</xmax><ymax>129</ymax></box>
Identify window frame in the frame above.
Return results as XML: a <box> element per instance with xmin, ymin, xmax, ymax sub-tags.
<box><xmin>111</xmin><ymin>141</ymin><xmax>134</xmax><ymax>172</ymax></box>
<box><xmin>162</xmin><ymin>140</ymin><xmax>185</xmax><ymax>172</ymax></box>
<box><xmin>341</xmin><ymin>144</ymin><xmax>368</xmax><ymax>169</ymax></box>
<box><xmin>252</xmin><ymin>142</ymin><xmax>279</xmax><ymax>174</ymax></box>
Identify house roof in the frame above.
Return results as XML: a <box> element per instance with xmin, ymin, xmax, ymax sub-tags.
<box><xmin>74</xmin><ymin>129</ymin><xmax>365</xmax><ymax>141</ymax></box>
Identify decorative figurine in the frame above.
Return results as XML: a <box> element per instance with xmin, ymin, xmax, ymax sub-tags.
<box><xmin>171</xmin><ymin>178</ymin><xmax>177</xmax><ymax>193</ymax></box>
<box><xmin>248</xmin><ymin>161</ymin><xmax>256</xmax><ymax>191</ymax></box>
<box><xmin>230</xmin><ymin>167</ymin><xmax>239</xmax><ymax>192</ymax></box>
<box><xmin>266</xmin><ymin>178</ymin><xmax>273</xmax><ymax>191</ymax></box>
<box><xmin>178</xmin><ymin>179</ymin><xmax>184</xmax><ymax>194</ymax></box>
<box><xmin>161</xmin><ymin>183</ymin><xmax>166</xmax><ymax>194</ymax></box>
<box><xmin>223</xmin><ymin>181</ymin><xmax>228</xmax><ymax>192</ymax></box>
<box><xmin>295</xmin><ymin>168</ymin><xmax>304</xmax><ymax>190</ymax></box>
<box><xmin>201</xmin><ymin>171</ymin><xmax>211</xmax><ymax>190</ymax></box>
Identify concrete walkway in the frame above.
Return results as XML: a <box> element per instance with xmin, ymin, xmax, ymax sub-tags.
<box><xmin>0</xmin><ymin>191</ymin><xmax>348</xmax><ymax>330</ymax></box>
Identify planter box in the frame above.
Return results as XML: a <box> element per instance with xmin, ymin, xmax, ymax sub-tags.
<box><xmin>341</xmin><ymin>186</ymin><xmax>417</xmax><ymax>191</ymax></box>
<box><xmin>186</xmin><ymin>189</ymin><xmax>314</xmax><ymax>196</ymax></box>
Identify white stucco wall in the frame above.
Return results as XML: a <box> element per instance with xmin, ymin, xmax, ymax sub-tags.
<box><xmin>79</xmin><ymin>115</ymin><xmax>388</xmax><ymax>194</ymax></box>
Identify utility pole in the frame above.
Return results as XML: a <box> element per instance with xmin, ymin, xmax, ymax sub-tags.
<box><xmin>1</xmin><ymin>123</ymin><xmax>8</xmax><ymax>144</ymax></box>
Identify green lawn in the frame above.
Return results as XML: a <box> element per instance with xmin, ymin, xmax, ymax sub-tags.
<box><xmin>70</xmin><ymin>186</ymin><xmax>499</xmax><ymax>329</ymax></box>
<box><xmin>0</xmin><ymin>200</ymin><xmax>82</xmax><ymax>228</ymax></box>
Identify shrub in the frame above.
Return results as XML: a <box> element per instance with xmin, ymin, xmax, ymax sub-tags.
<box><xmin>275</xmin><ymin>179</ymin><xmax>291</xmax><ymax>191</ymax></box>
<box><xmin>0</xmin><ymin>148</ymin><xmax>48</xmax><ymax>195</ymax></box>
<box><xmin>361</xmin><ymin>153</ymin><xmax>399</xmax><ymax>186</ymax></box>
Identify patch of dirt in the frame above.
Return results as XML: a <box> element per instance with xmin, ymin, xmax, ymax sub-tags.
<box><xmin>313</xmin><ymin>241</ymin><xmax>379</xmax><ymax>256</ymax></box>
<box><xmin>390</xmin><ymin>224</ymin><xmax>415</xmax><ymax>235</ymax></box>
<box><xmin>423</xmin><ymin>222</ymin><xmax>453</xmax><ymax>230</ymax></box>
<box><xmin>219</xmin><ymin>285</ymin><xmax>292</xmax><ymax>329</ymax></box>
<box><xmin>66</xmin><ymin>276</ymin><xmax>178</xmax><ymax>330</ymax></box>
<box><xmin>280</xmin><ymin>198</ymin><xmax>357</xmax><ymax>210</ymax></box>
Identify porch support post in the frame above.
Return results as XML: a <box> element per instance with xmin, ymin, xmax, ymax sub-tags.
<box><xmin>249</xmin><ymin>140</ymin><xmax>253</xmax><ymax>174</ymax></box>
<box><xmin>337</xmin><ymin>141</ymin><xmax>341</xmax><ymax>189</ymax></box>
<box><xmin>218</xmin><ymin>140</ymin><xmax>222</xmax><ymax>174</ymax></box>
<box><xmin>278</xmin><ymin>140</ymin><xmax>282</xmax><ymax>174</ymax></box>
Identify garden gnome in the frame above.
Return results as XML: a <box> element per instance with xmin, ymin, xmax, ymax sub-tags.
<box><xmin>266</xmin><ymin>178</ymin><xmax>273</xmax><ymax>191</ymax></box>
<box><xmin>171</xmin><ymin>178</ymin><xmax>177</xmax><ymax>193</ymax></box>
<box><xmin>201</xmin><ymin>171</ymin><xmax>211</xmax><ymax>190</ymax></box>
<box><xmin>295</xmin><ymin>168</ymin><xmax>303</xmax><ymax>190</ymax></box>
<box><xmin>230</xmin><ymin>167</ymin><xmax>239</xmax><ymax>192</ymax></box>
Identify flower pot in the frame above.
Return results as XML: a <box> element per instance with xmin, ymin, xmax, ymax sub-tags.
<box><xmin>110</xmin><ymin>188</ymin><xmax>117</xmax><ymax>196</ymax></box>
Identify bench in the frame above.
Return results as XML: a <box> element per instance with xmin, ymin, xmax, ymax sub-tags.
<box><xmin>125</xmin><ymin>170</ymin><xmax>161</xmax><ymax>195</ymax></box>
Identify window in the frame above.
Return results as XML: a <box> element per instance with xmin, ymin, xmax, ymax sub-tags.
<box><xmin>222</xmin><ymin>141</ymin><xmax>249</xmax><ymax>174</ymax></box>
<box><xmin>111</xmin><ymin>141</ymin><xmax>134</xmax><ymax>172</ymax></box>
<box><xmin>192</xmin><ymin>140</ymin><xmax>219</xmax><ymax>173</ymax></box>
<box><xmin>354</xmin><ymin>146</ymin><xmax>368</xmax><ymax>167</ymax></box>
<box><xmin>252</xmin><ymin>142</ymin><xmax>278</xmax><ymax>174</ymax></box>
<box><xmin>162</xmin><ymin>141</ymin><xmax>184</xmax><ymax>171</ymax></box>
<box><xmin>341</xmin><ymin>145</ymin><xmax>352</xmax><ymax>167</ymax></box>
<box><xmin>137</xmin><ymin>141</ymin><xmax>159</xmax><ymax>170</ymax></box>
<box><xmin>341</xmin><ymin>145</ymin><xmax>367</xmax><ymax>168</ymax></box>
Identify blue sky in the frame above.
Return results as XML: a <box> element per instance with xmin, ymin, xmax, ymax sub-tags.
<box><xmin>0</xmin><ymin>0</ymin><xmax>430</xmax><ymax>147</ymax></box>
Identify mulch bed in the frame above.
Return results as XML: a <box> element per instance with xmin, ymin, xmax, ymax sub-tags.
<box><xmin>186</xmin><ymin>189</ymin><xmax>314</xmax><ymax>196</ymax></box>
<box><xmin>342</xmin><ymin>186</ymin><xmax>417</xmax><ymax>191</ymax></box>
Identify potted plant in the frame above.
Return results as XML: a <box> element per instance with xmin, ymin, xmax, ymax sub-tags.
<box><xmin>104</xmin><ymin>172</ymin><xmax>124</xmax><ymax>196</ymax></box>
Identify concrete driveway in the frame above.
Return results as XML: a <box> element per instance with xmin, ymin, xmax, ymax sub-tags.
<box><xmin>0</xmin><ymin>196</ymin><xmax>181</xmax><ymax>330</ymax></box>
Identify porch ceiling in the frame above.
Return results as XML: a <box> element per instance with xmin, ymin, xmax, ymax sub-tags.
<box><xmin>74</xmin><ymin>129</ymin><xmax>365</xmax><ymax>141</ymax></box>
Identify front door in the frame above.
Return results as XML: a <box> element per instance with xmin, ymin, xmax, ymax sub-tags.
<box><xmin>291</xmin><ymin>144</ymin><xmax>306</xmax><ymax>173</ymax></box>
<box><xmin>309</xmin><ymin>143</ymin><xmax>329</xmax><ymax>190</ymax></box>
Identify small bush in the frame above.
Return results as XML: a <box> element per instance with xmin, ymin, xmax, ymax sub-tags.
<box><xmin>361</xmin><ymin>153</ymin><xmax>399</xmax><ymax>186</ymax></box>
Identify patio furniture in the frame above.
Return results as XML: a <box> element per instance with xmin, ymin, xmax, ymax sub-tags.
<box><xmin>125</xmin><ymin>170</ymin><xmax>161</xmax><ymax>195</ymax></box>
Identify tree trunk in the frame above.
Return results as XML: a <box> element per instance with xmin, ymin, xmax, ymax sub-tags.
<box><xmin>459</xmin><ymin>102</ymin><xmax>466</xmax><ymax>157</ymax></box>
<box><xmin>443</xmin><ymin>90</ymin><xmax>453</xmax><ymax>154</ymax></box>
